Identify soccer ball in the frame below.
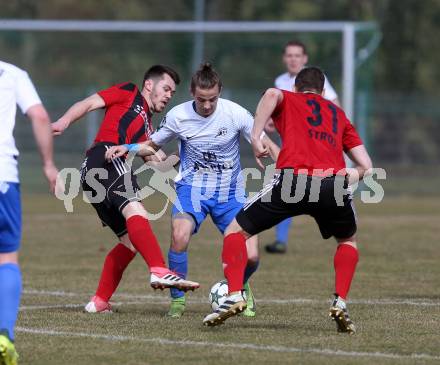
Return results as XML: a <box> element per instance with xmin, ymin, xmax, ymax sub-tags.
<box><xmin>208</xmin><ymin>280</ymin><xmax>246</xmax><ymax>311</ymax></box>
<box><xmin>209</xmin><ymin>280</ymin><xmax>229</xmax><ymax>311</ymax></box>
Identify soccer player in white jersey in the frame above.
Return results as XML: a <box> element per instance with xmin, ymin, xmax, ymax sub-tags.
<box><xmin>0</xmin><ymin>60</ymin><xmax>58</xmax><ymax>365</ymax></box>
<box><xmin>265</xmin><ymin>40</ymin><xmax>340</xmax><ymax>254</ymax></box>
<box><xmin>105</xmin><ymin>63</ymin><xmax>279</xmax><ymax>318</ymax></box>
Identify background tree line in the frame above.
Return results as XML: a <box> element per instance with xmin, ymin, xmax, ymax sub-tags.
<box><xmin>2</xmin><ymin>0</ymin><xmax>439</xmax><ymax>95</ymax></box>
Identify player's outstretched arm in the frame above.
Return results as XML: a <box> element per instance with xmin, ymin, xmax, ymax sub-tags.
<box><xmin>105</xmin><ymin>140</ymin><xmax>161</xmax><ymax>161</ymax></box>
<box><xmin>345</xmin><ymin>145</ymin><xmax>373</xmax><ymax>184</ymax></box>
<box><xmin>52</xmin><ymin>93</ymin><xmax>105</xmax><ymax>136</ymax></box>
<box><xmin>26</xmin><ymin>104</ymin><xmax>59</xmax><ymax>193</ymax></box>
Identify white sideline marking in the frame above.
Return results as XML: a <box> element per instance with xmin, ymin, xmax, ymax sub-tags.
<box><xmin>23</xmin><ymin>289</ymin><xmax>162</xmax><ymax>300</ymax></box>
<box><xmin>16</xmin><ymin>326</ymin><xmax>440</xmax><ymax>361</ymax></box>
<box><xmin>21</xmin><ymin>304</ymin><xmax>84</xmax><ymax>310</ymax></box>
<box><xmin>24</xmin><ymin>289</ymin><xmax>79</xmax><ymax>297</ymax></box>
<box><xmin>20</xmin><ymin>301</ymin><xmax>155</xmax><ymax>311</ymax></box>
<box><xmin>22</xmin><ymin>289</ymin><xmax>440</xmax><ymax>307</ymax></box>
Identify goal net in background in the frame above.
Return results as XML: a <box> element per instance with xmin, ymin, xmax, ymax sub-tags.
<box><xmin>4</xmin><ymin>20</ymin><xmax>427</xmax><ymax>196</ymax></box>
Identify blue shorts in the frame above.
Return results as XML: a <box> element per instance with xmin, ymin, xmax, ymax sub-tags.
<box><xmin>172</xmin><ymin>184</ymin><xmax>246</xmax><ymax>234</ymax></box>
<box><xmin>0</xmin><ymin>182</ymin><xmax>21</xmax><ymax>253</ymax></box>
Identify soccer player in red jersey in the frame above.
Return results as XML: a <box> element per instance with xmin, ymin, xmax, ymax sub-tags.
<box><xmin>52</xmin><ymin>65</ymin><xmax>199</xmax><ymax>313</ymax></box>
<box><xmin>203</xmin><ymin>67</ymin><xmax>373</xmax><ymax>333</ymax></box>
<box><xmin>265</xmin><ymin>40</ymin><xmax>341</xmax><ymax>254</ymax></box>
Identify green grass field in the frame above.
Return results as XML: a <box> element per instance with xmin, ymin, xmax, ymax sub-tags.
<box><xmin>15</xmin><ymin>193</ymin><xmax>440</xmax><ymax>365</ymax></box>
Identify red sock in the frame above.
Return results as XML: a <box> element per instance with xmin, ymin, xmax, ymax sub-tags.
<box><xmin>126</xmin><ymin>215</ymin><xmax>166</xmax><ymax>269</ymax></box>
<box><xmin>334</xmin><ymin>244</ymin><xmax>359</xmax><ymax>299</ymax></box>
<box><xmin>222</xmin><ymin>233</ymin><xmax>248</xmax><ymax>293</ymax></box>
<box><xmin>95</xmin><ymin>243</ymin><xmax>136</xmax><ymax>302</ymax></box>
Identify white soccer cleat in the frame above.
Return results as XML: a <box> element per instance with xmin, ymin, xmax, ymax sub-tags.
<box><xmin>203</xmin><ymin>291</ymin><xmax>247</xmax><ymax>327</ymax></box>
<box><xmin>84</xmin><ymin>295</ymin><xmax>112</xmax><ymax>313</ymax></box>
<box><xmin>150</xmin><ymin>269</ymin><xmax>200</xmax><ymax>292</ymax></box>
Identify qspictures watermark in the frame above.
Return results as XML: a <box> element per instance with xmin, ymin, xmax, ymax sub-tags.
<box><xmin>54</xmin><ymin>154</ymin><xmax>386</xmax><ymax>219</ymax></box>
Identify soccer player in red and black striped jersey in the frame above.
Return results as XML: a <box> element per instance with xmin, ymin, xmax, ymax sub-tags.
<box><xmin>52</xmin><ymin>65</ymin><xmax>200</xmax><ymax>313</ymax></box>
<box><xmin>203</xmin><ymin>67</ymin><xmax>373</xmax><ymax>333</ymax></box>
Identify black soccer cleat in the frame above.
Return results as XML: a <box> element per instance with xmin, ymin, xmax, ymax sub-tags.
<box><xmin>264</xmin><ymin>240</ymin><xmax>287</xmax><ymax>254</ymax></box>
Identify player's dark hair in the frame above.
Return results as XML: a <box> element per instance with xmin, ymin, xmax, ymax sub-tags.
<box><xmin>283</xmin><ymin>40</ymin><xmax>307</xmax><ymax>55</ymax></box>
<box><xmin>190</xmin><ymin>62</ymin><xmax>222</xmax><ymax>92</ymax></box>
<box><xmin>295</xmin><ymin>66</ymin><xmax>325</xmax><ymax>93</ymax></box>
<box><xmin>143</xmin><ymin>65</ymin><xmax>180</xmax><ymax>86</ymax></box>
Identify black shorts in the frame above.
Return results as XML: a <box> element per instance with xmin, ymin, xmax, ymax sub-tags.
<box><xmin>80</xmin><ymin>143</ymin><xmax>141</xmax><ymax>237</ymax></box>
<box><xmin>236</xmin><ymin>170</ymin><xmax>357</xmax><ymax>240</ymax></box>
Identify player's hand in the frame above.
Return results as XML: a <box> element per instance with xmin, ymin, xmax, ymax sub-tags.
<box><xmin>252</xmin><ymin>138</ymin><xmax>270</xmax><ymax>169</ymax></box>
<box><xmin>43</xmin><ymin>163</ymin><xmax>59</xmax><ymax>194</ymax></box>
<box><xmin>51</xmin><ymin>118</ymin><xmax>70</xmax><ymax>136</ymax></box>
<box><xmin>105</xmin><ymin>145</ymin><xmax>128</xmax><ymax>161</ymax></box>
